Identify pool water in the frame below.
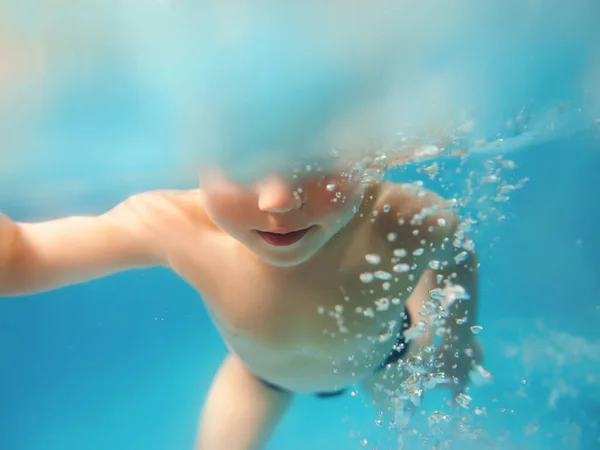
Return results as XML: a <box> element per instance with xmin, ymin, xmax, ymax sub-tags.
<box><xmin>1</xmin><ymin>129</ymin><xmax>599</xmax><ymax>449</ymax></box>
<box><xmin>1</xmin><ymin>2</ymin><xmax>600</xmax><ymax>448</ymax></box>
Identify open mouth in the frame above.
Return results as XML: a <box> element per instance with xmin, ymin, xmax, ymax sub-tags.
<box><xmin>256</xmin><ymin>226</ymin><xmax>315</xmax><ymax>247</ymax></box>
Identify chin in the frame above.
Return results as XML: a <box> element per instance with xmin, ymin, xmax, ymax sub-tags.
<box><xmin>257</xmin><ymin>239</ymin><xmax>327</xmax><ymax>267</ymax></box>
<box><xmin>259</xmin><ymin>249</ymin><xmax>318</xmax><ymax>267</ymax></box>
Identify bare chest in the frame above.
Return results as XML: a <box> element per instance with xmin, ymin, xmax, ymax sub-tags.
<box><xmin>168</xmin><ymin>229</ymin><xmax>425</xmax><ymax>391</ymax></box>
<box><xmin>175</xmin><ymin>238</ymin><xmax>419</xmax><ymax>351</ymax></box>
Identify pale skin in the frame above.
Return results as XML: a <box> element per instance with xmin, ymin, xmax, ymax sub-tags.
<box><xmin>0</xmin><ymin>166</ymin><xmax>481</xmax><ymax>450</ymax></box>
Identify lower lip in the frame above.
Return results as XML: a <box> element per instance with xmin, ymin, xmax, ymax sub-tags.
<box><xmin>256</xmin><ymin>227</ymin><xmax>314</xmax><ymax>247</ymax></box>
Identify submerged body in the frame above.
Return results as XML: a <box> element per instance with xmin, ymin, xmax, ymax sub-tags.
<box><xmin>179</xmin><ymin>184</ymin><xmax>421</xmax><ymax>393</ymax></box>
<box><xmin>0</xmin><ymin>168</ymin><xmax>480</xmax><ymax>449</ymax></box>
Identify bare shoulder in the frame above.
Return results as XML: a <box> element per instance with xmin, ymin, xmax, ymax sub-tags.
<box><xmin>108</xmin><ymin>189</ymin><xmax>212</xmax><ymax>233</ymax></box>
<box><xmin>372</xmin><ymin>181</ymin><xmax>459</xmax><ymax>244</ymax></box>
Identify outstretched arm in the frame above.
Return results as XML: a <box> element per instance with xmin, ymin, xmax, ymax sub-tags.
<box><xmin>0</xmin><ymin>194</ymin><xmax>170</xmax><ymax>296</ymax></box>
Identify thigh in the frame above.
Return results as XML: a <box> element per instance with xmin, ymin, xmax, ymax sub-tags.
<box><xmin>197</xmin><ymin>353</ymin><xmax>294</xmax><ymax>450</ymax></box>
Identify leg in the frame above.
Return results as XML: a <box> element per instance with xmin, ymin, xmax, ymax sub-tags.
<box><xmin>196</xmin><ymin>353</ymin><xmax>294</xmax><ymax>450</ymax></box>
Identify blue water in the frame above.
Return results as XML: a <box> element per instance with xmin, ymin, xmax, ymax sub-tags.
<box><xmin>1</xmin><ymin>129</ymin><xmax>599</xmax><ymax>449</ymax></box>
<box><xmin>2</xmin><ymin>2</ymin><xmax>600</xmax><ymax>448</ymax></box>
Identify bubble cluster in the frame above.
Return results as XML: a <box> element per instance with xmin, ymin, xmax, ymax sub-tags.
<box><xmin>333</xmin><ymin>138</ymin><xmax>531</xmax><ymax>444</ymax></box>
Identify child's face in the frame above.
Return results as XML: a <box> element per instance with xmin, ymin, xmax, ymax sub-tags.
<box><xmin>200</xmin><ymin>161</ymin><xmax>365</xmax><ymax>267</ymax></box>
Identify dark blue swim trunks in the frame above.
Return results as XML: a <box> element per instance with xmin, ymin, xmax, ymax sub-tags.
<box><xmin>259</xmin><ymin>308</ymin><xmax>412</xmax><ymax>398</ymax></box>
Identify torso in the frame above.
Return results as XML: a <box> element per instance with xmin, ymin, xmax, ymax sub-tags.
<box><xmin>160</xmin><ymin>185</ymin><xmax>436</xmax><ymax>393</ymax></box>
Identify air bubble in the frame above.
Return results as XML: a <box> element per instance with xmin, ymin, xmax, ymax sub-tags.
<box><xmin>482</xmin><ymin>174</ymin><xmax>500</xmax><ymax>183</ymax></box>
<box><xmin>438</xmin><ymin>218</ymin><xmax>447</xmax><ymax>227</ymax></box>
<box><xmin>430</xmin><ymin>285</ymin><xmax>471</xmax><ymax>308</ymax></box>
<box><xmin>387</xmin><ymin>232</ymin><xmax>398</xmax><ymax>242</ymax></box>
<box><xmin>375</xmin><ymin>297</ymin><xmax>390</xmax><ymax>311</ymax></box>
<box><xmin>423</xmin><ymin>301</ymin><xmax>438</xmax><ymax>314</ymax></box>
<box><xmin>428</xmin><ymin>411</ymin><xmax>451</xmax><ymax>426</ymax></box>
<box><xmin>383</xmin><ymin>204</ymin><xmax>391</xmax><ymax>213</ymax></box>
<box><xmin>500</xmin><ymin>159</ymin><xmax>517</xmax><ymax>169</ymax></box>
<box><xmin>455</xmin><ymin>393</ymin><xmax>472</xmax><ymax>409</ymax></box>
<box><xmin>454</xmin><ymin>251</ymin><xmax>469</xmax><ymax>264</ymax></box>
<box><xmin>429</xmin><ymin>288</ymin><xmax>444</xmax><ymax>301</ymax></box>
<box><xmin>360</xmin><ymin>273</ymin><xmax>374</xmax><ymax>283</ymax></box>
<box><xmin>470</xmin><ymin>325</ymin><xmax>483</xmax><ymax>335</ymax></box>
<box><xmin>363</xmin><ymin>308</ymin><xmax>375</xmax><ymax>318</ymax></box>
<box><xmin>474</xmin><ymin>406</ymin><xmax>487</xmax><ymax>416</ymax></box>
<box><xmin>378</xmin><ymin>331</ymin><xmax>393</xmax><ymax>342</ymax></box>
<box><xmin>317</xmin><ymin>306</ymin><xmax>325</xmax><ymax>314</ymax></box>
<box><xmin>404</xmin><ymin>322</ymin><xmax>426</xmax><ymax>341</ymax></box>
<box><xmin>374</xmin><ymin>270</ymin><xmax>392</xmax><ymax>281</ymax></box>
<box><xmin>498</xmin><ymin>184</ymin><xmax>516</xmax><ymax>195</ymax></box>
<box><xmin>365</xmin><ymin>254</ymin><xmax>381</xmax><ymax>265</ymax></box>
<box><xmin>423</xmin><ymin>372</ymin><xmax>448</xmax><ymax>390</ymax></box>
<box><xmin>326</xmin><ymin>183</ymin><xmax>337</xmax><ymax>192</ymax></box>
<box><xmin>351</xmin><ymin>390</ymin><xmax>359</xmax><ymax>397</ymax></box>
<box><xmin>393</xmin><ymin>263</ymin><xmax>410</xmax><ymax>273</ymax></box>
<box><xmin>413</xmin><ymin>248</ymin><xmax>425</xmax><ymax>256</ymax></box>
<box><xmin>463</xmin><ymin>240</ymin><xmax>475</xmax><ymax>252</ymax></box>
<box><xmin>423</xmin><ymin>162</ymin><xmax>439</xmax><ymax>176</ymax></box>
<box><xmin>410</xmin><ymin>215</ymin><xmax>424</xmax><ymax>226</ymax></box>
<box><xmin>428</xmin><ymin>260</ymin><xmax>442</xmax><ymax>270</ymax></box>
<box><xmin>394</xmin><ymin>248</ymin><xmax>408</xmax><ymax>258</ymax></box>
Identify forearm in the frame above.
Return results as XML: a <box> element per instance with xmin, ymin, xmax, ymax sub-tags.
<box><xmin>0</xmin><ymin>210</ymin><xmax>162</xmax><ymax>297</ymax></box>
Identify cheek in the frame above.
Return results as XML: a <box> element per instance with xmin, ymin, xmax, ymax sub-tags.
<box><xmin>205</xmin><ymin>191</ymin><xmax>257</xmax><ymax>225</ymax></box>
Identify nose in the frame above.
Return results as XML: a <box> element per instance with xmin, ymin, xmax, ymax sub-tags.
<box><xmin>257</xmin><ymin>176</ymin><xmax>303</xmax><ymax>213</ymax></box>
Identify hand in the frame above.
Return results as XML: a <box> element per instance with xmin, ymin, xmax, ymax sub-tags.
<box><xmin>0</xmin><ymin>212</ymin><xmax>16</xmax><ymax>268</ymax></box>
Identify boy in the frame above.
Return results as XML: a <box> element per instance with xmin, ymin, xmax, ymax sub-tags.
<box><xmin>0</xmin><ymin>157</ymin><xmax>480</xmax><ymax>449</ymax></box>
